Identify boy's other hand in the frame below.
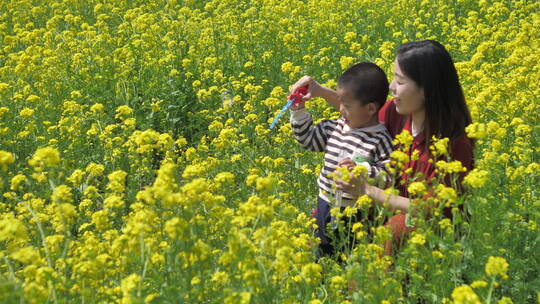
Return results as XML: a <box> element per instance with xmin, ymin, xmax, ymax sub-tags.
<box><xmin>337</xmin><ymin>158</ymin><xmax>355</xmax><ymax>171</ymax></box>
<box><xmin>335</xmin><ymin>158</ymin><xmax>368</xmax><ymax>196</ymax></box>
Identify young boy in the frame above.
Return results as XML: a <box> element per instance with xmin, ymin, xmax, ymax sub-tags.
<box><xmin>289</xmin><ymin>62</ymin><xmax>394</xmax><ymax>259</ymax></box>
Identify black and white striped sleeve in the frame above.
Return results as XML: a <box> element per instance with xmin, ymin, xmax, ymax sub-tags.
<box><xmin>290</xmin><ymin>108</ymin><xmax>337</xmax><ymax>152</ymax></box>
<box><xmin>370</xmin><ymin>133</ymin><xmax>395</xmax><ymax>188</ymax></box>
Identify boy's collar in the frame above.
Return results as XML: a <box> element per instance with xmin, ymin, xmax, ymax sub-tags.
<box><xmin>341</xmin><ymin>118</ymin><xmax>387</xmax><ymax>133</ymax></box>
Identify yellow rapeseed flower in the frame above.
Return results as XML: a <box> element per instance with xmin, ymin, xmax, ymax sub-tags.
<box><xmin>10</xmin><ymin>174</ymin><xmax>27</xmax><ymax>191</ymax></box>
<box><xmin>11</xmin><ymin>246</ymin><xmax>40</xmax><ymax>264</ymax></box>
<box><xmin>407</xmin><ymin>181</ymin><xmax>427</xmax><ymax>196</ymax></box>
<box><xmin>0</xmin><ymin>150</ymin><xmax>15</xmax><ymax>171</ymax></box>
<box><xmin>107</xmin><ymin>170</ymin><xmax>127</xmax><ymax>192</ymax></box>
<box><xmin>485</xmin><ymin>256</ymin><xmax>509</xmax><ymax>279</ymax></box>
<box><xmin>115</xmin><ymin>105</ymin><xmax>133</xmax><ymax>120</ymax></box>
<box><xmin>19</xmin><ymin>107</ymin><xmax>35</xmax><ymax>117</ymax></box>
<box><xmin>409</xmin><ymin>232</ymin><xmax>426</xmax><ymax>246</ymax></box>
<box><xmin>451</xmin><ymin>285</ymin><xmax>481</xmax><ymax>304</ymax></box>
<box><xmin>86</xmin><ymin>162</ymin><xmax>105</xmax><ymax>177</ymax></box>
<box><xmin>28</xmin><ymin>146</ymin><xmax>60</xmax><ymax>170</ymax></box>
<box><xmin>463</xmin><ymin>169</ymin><xmax>489</xmax><ymax>188</ymax></box>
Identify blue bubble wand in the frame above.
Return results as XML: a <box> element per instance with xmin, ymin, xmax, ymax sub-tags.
<box><xmin>269</xmin><ymin>85</ymin><xmax>308</xmax><ymax>130</ymax></box>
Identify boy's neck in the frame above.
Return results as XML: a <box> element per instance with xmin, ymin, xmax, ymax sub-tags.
<box><xmin>354</xmin><ymin>116</ymin><xmax>380</xmax><ymax>129</ymax></box>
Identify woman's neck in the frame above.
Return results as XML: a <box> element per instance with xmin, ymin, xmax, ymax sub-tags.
<box><xmin>412</xmin><ymin>110</ymin><xmax>425</xmax><ymax>134</ymax></box>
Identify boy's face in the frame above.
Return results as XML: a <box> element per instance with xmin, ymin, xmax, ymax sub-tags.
<box><xmin>337</xmin><ymin>86</ymin><xmax>377</xmax><ymax>129</ymax></box>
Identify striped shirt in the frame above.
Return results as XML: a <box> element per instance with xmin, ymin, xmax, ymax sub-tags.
<box><xmin>290</xmin><ymin>108</ymin><xmax>394</xmax><ymax>206</ymax></box>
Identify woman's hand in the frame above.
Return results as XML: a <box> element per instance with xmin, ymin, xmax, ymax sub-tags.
<box><xmin>289</xmin><ymin>76</ymin><xmax>323</xmax><ymax>111</ymax></box>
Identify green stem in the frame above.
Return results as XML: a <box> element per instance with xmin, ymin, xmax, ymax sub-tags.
<box><xmin>3</xmin><ymin>255</ymin><xmax>17</xmax><ymax>281</ymax></box>
<box><xmin>22</xmin><ymin>202</ymin><xmax>59</xmax><ymax>304</ymax></box>
<box><xmin>139</xmin><ymin>232</ymin><xmax>147</xmax><ymax>298</ymax></box>
<box><xmin>485</xmin><ymin>276</ymin><xmax>496</xmax><ymax>304</ymax></box>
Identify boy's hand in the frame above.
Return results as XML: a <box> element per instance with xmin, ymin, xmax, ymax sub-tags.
<box><xmin>335</xmin><ymin>170</ymin><xmax>368</xmax><ymax>196</ymax></box>
<box><xmin>290</xmin><ymin>99</ymin><xmax>306</xmax><ymax>111</ymax></box>
<box><xmin>337</xmin><ymin>158</ymin><xmax>355</xmax><ymax>171</ymax></box>
<box><xmin>289</xmin><ymin>75</ymin><xmax>322</xmax><ymax>104</ymax></box>
<box><xmin>335</xmin><ymin>158</ymin><xmax>369</xmax><ymax>196</ymax></box>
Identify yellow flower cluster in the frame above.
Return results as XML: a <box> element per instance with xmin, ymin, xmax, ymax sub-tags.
<box><xmin>0</xmin><ymin>150</ymin><xmax>15</xmax><ymax>171</ymax></box>
<box><xmin>451</xmin><ymin>285</ymin><xmax>481</xmax><ymax>304</ymax></box>
<box><xmin>27</xmin><ymin>147</ymin><xmax>60</xmax><ymax>170</ymax></box>
<box><xmin>485</xmin><ymin>256</ymin><xmax>509</xmax><ymax>279</ymax></box>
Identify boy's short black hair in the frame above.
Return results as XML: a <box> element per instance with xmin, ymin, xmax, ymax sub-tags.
<box><xmin>337</xmin><ymin>62</ymin><xmax>389</xmax><ymax>110</ymax></box>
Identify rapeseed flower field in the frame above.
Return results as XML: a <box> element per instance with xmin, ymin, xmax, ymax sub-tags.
<box><xmin>0</xmin><ymin>0</ymin><xmax>538</xmax><ymax>303</ymax></box>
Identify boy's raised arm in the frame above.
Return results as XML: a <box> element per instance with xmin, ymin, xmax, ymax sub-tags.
<box><xmin>290</xmin><ymin>108</ymin><xmax>337</xmax><ymax>152</ymax></box>
<box><xmin>317</xmin><ymin>86</ymin><xmax>340</xmax><ymax>112</ymax></box>
<box><xmin>289</xmin><ymin>76</ymin><xmax>341</xmax><ymax>112</ymax></box>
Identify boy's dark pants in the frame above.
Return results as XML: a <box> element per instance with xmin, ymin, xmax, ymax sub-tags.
<box><xmin>313</xmin><ymin>196</ymin><xmax>374</xmax><ymax>261</ymax></box>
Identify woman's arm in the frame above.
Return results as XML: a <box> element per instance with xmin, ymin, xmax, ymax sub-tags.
<box><xmin>365</xmin><ymin>184</ymin><xmax>410</xmax><ymax>213</ymax></box>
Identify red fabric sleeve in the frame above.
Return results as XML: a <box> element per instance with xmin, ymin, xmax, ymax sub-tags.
<box><xmin>378</xmin><ymin>98</ymin><xmax>393</xmax><ymax>123</ymax></box>
<box><xmin>432</xmin><ymin>135</ymin><xmax>474</xmax><ymax>205</ymax></box>
<box><xmin>450</xmin><ymin>136</ymin><xmax>474</xmax><ymax>172</ymax></box>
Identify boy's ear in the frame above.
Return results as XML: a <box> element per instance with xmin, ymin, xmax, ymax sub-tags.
<box><xmin>367</xmin><ymin>102</ymin><xmax>378</xmax><ymax>115</ymax></box>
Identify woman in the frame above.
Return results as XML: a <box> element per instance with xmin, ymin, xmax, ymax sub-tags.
<box><xmin>290</xmin><ymin>40</ymin><xmax>474</xmax><ymax>255</ymax></box>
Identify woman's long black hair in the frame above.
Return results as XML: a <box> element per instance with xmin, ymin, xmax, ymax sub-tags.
<box><xmin>396</xmin><ymin>40</ymin><xmax>472</xmax><ymax>144</ymax></box>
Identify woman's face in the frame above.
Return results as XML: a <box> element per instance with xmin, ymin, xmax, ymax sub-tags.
<box><xmin>389</xmin><ymin>59</ymin><xmax>425</xmax><ymax>116</ymax></box>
